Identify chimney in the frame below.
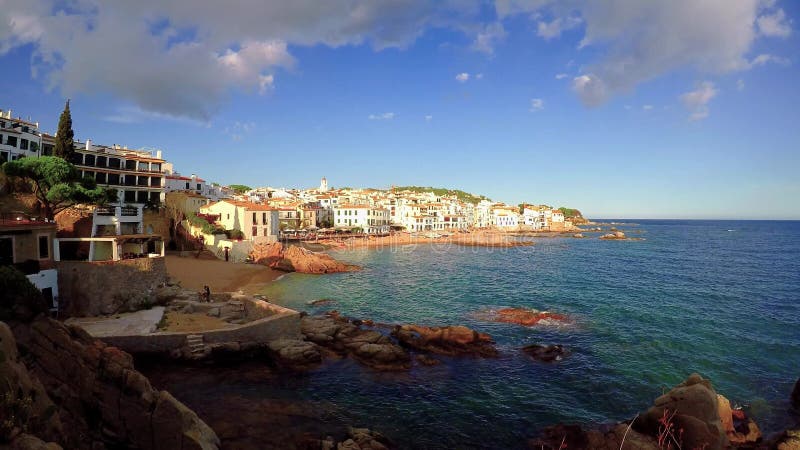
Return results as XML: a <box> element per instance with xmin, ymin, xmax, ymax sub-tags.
<box><xmin>6</xmin><ymin>110</ymin><xmax>11</xmax><ymax>119</ymax></box>
<box><xmin>191</xmin><ymin>174</ymin><xmax>197</xmax><ymax>181</ymax></box>
<box><xmin>156</xmin><ymin>150</ymin><xmax>162</xmax><ymax>159</ymax></box>
<box><xmin>85</xmin><ymin>139</ymin><xmax>92</xmax><ymax>150</ymax></box>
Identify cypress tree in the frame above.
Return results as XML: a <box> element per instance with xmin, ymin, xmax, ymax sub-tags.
<box><xmin>54</xmin><ymin>100</ymin><xmax>75</xmax><ymax>160</ymax></box>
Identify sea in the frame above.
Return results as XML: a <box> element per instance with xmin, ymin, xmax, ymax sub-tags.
<box><xmin>144</xmin><ymin>220</ymin><xmax>800</xmax><ymax>449</ymax></box>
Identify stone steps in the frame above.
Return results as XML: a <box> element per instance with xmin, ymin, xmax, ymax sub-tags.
<box><xmin>186</xmin><ymin>334</ymin><xmax>205</xmax><ymax>354</ymax></box>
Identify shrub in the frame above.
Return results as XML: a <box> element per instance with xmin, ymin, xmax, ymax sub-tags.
<box><xmin>0</xmin><ymin>266</ymin><xmax>48</xmax><ymax>322</ymax></box>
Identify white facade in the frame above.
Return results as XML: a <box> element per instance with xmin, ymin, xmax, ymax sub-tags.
<box><xmin>0</xmin><ymin>109</ymin><xmax>42</xmax><ymax>163</ymax></box>
<box><xmin>333</xmin><ymin>205</ymin><xmax>390</xmax><ymax>234</ymax></box>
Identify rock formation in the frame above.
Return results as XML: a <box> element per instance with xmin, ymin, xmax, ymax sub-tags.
<box><xmin>793</xmin><ymin>378</ymin><xmax>800</xmax><ymax>411</ymax></box>
<box><xmin>522</xmin><ymin>344</ymin><xmax>569</xmax><ymax>362</ymax></box>
<box><xmin>529</xmin><ymin>423</ymin><xmax>659</xmax><ymax>450</ymax></box>
<box><xmin>490</xmin><ymin>308</ymin><xmax>570</xmax><ymax>327</ymax></box>
<box><xmin>301</xmin><ymin>314</ymin><xmax>411</xmax><ymax>370</ymax></box>
<box><xmin>634</xmin><ymin>373</ymin><xmax>728</xmax><ymax>450</ymax></box>
<box><xmin>267</xmin><ymin>339</ymin><xmax>323</xmax><ymax>370</ymax></box>
<box><xmin>300</xmin><ymin>427</ymin><xmax>393</xmax><ymax>450</ymax></box>
<box><xmin>392</xmin><ymin>324</ymin><xmax>497</xmax><ymax>357</ymax></box>
<box><xmin>251</xmin><ymin>242</ymin><xmax>359</xmax><ymax>274</ymax></box>
<box><xmin>716</xmin><ymin>394</ymin><xmax>761</xmax><ymax>446</ymax></box>
<box><xmin>600</xmin><ymin>231</ymin><xmax>627</xmax><ymax>240</ymax></box>
<box><xmin>5</xmin><ymin>318</ymin><xmax>220</xmax><ymax>449</ymax></box>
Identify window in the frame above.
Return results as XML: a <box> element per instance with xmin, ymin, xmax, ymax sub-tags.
<box><xmin>150</xmin><ymin>177</ymin><xmax>161</xmax><ymax>187</ymax></box>
<box><xmin>69</xmin><ymin>152</ymin><xmax>83</xmax><ymax>164</ymax></box>
<box><xmin>124</xmin><ymin>190</ymin><xmax>136</xmax><ymax>202</ymax></box>
<box><xmin>6</xmin><ymin>136</ymin><xmax>17</xmax><ymax>147</ymax></box>
<box><xmin>197</xmin><ymin>183</ymin><xmax>201</xmax><ymax>190</ymax></box>
<box><xmin>262</xmin><ymin>212</ymin><xmax>267</xmax><ymax>224</ymax></box>
<box><xmin>20</xmin><ymin>139</ymin><xmax>28</xmax><ymax>150</ymax></box>
<box><xmin>0</xmin><ymin>237</ymin><xmax>13</xmax><ymax>264</ymax></box>
<box><xmin>185</xmin><ymin>182</ymin><xmax>190</xmax><ymax>189</ymax></box>
<box><xmin>84</xmin><ymin>154</ymin><xmax>95</xmax><ymax>166</ymax></box>
<box><xmin>252</xmin><ymin>212</ymin><xmax>257</xmax><ymax>223</ymax></box>
<box><xmin>38</xmin><ymin>235</ymin><xmax>49</xmax><ymax>259</ymax></box>
<box><xmin>0</xmin><ymin>152</ymin><xmax>7</xmax><ymax>163</ymax></box>
<box><xmin>149</xmin><ymin>192</ymin><xmax>160</xmax><ymax>203</ymax></box>
<box><xmin>137</xmin><ymin>176</ymin><xmax>148</xmax><ymax>186</ymax></box>
<box><xmin>252</xmin><ymin>226</ymin><xmax>258</xmax><ymax>236</ymax></box>
<box><xmin>137</xmin><ymin>191</ymin><xmax>148</xmax><ymax>203</ymax></box>
<box><xmin>108</xmin><ymin>158</ymin><xmax>121</xmax><ymax>169</ymax></box>
<box><xmin>151</xmin><ymin>163</ymin><xmax>161</xmax><ymax>172</ymax></box>
<box><xmin>95</xmin><ymin>172</ymin><xmax>107</xmax><ymax>184</ymax></box>
<box><xmin>96</xmin><ymin>156</ymin><xmax>107</xmax><ymax>167</ymax></box>
<box><xmin>138</xmin><ymin>162</ymin><xmax>149</xmax><ymax>171</ymax></box>
<box><xmin>125</xmin><ymin>160</ymin><xmax>136</xmax><ymax>170</ymax></box>
<box><xmin>108</xmin><ymin>173</ymin><xmax>120</xmax><ymax>185</ymax></box>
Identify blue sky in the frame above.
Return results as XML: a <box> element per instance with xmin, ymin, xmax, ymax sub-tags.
<box><xmin>1</xmin><ymin>1</ymin><xmax>799</xmax><ymax>219</ymax></box>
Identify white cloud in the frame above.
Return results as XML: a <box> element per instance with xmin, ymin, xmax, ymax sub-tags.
<box><xmin>737</xmin><ymin>79</ymin><xmax>745</xmax><ymax>91</ymax></box>
<box><xmin>369</xmin><ymin>112</ymin><xmax>395</xmax><ymax>120</ymax></box>
<box><xmin>425</xmin><ymin>115</ymin><xmax>433</xmax><ymax>121</ymax></box>
<box><xmin>472</xmin><ymin>22</ymin><xmax>506</xmax><ymax>55</ymax></box>
<box><xmin>757</xmin><ymin>8</ymin><xmax>792</xmax><ymax>37</ymax></box>
<box><xmin>642</xmin><ymin>104</ymin><xmax>653</xmax><ymax>111</ymax></box>
<box><xmin>537</xmin><ymin>16</ymin><xmax>582</xmax><ymax>40</ymax></box>
<box><xmin>571</xmin><ymin>74</ymin><xmax>608</xmax><ymax>107</ymax></box>
<box><xmin>0</xmin><ymin>0</ymin><xmax>484</xmax><ymax>119</ymax></box>
<box><xmin>680</xmin><ymin>81</ymin><xmax>718</xmax><ymax>121</ymax></box>
<box><xmin>501</xmin><ymin>0</ymin><xmax>790</xmax><ymax>106</ymax></box>
<box><xmin>555</xmin><ymin>73</ymin><xmax>568</xmax><ymax>80</ymax></box>
<box><xmin>750</xmin><ymin>53</ymin><xmax>790</xmax><ymax>67</ymax></box>
<box><xmin>224</xmin><ymin>121</ymin><xmax>256</xmax><ymax>141</ymax></box>
<box><xmin>455</xmin><ymin>72</ymin><xmax>470</xmax><ymax>82</ymax></box>
<box><xmin>529</xmin><ymin>98</ymin><xmax>544</xmax><ymax>111</ymax></box>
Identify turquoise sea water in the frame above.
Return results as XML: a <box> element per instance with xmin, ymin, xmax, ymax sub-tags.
<box><xmin>257</xmin><ymin>220</ymin><xmax>800</xmax><ymax>448</ymax></box>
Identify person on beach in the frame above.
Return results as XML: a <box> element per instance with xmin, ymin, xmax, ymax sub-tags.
<box><xmin>203</xmin><ymin>285</ymin><xmax>211</xmax><ymax>302</ymax></box>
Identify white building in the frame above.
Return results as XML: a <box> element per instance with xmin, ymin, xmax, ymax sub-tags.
<box><xmin>491</xmin><ymin>205</ymin><xmax>520</xmax><ymax>230</ymax></box>
<box><xmin>333</xmin><ymin>204</ymin><xmax>390</xmax><ymax>234</ymax></box>
<box><xmin>0</xmin><ymin>109</ymin><xmax>42</xmax><ymax>163</ymax></box>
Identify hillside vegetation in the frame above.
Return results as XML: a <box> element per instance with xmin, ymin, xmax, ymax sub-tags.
<box><xmin>393</xmin><ymin>186</ymin><xmax>490</xmax><ymax>205</ymax></box>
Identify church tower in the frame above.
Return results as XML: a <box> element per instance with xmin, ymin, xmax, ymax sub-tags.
<box><xmin>320</xmin><ymin>177</ymin><xmax>328</xmax><ymax>192</ymax></box>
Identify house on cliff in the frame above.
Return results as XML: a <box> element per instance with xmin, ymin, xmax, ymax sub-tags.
<box><xmin>1</xmin><ymin>213</ymin><xmax>59</xmax><ymax>312</ymax></box>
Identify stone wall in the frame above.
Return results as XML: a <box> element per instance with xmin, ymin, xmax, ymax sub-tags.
<box><xmin>57</xmin><ymin>257</ymin><xmax>168</xmax><ymax>317</ymax></box>
<box><xmin>98</xmin><ymin>302</ymin><xmax>301</xmax><ymax>355</ymax></box>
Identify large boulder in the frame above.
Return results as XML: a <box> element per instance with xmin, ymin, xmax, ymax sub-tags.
<box><xmin>522</xmin><ymin>344</ymin><xmax>569</xmax><ymax>362</ymax></box>
<box><xmin>634</xmin><ymin>373</ymin><xmax>728</xmax><ymax>450</ymax></box>
<box><xmin>392</xmin><ymin>324</ymin><xmax>497</xmax><ymax>357</ymax></box>
<box><xmin>252</xmin><ymin>242</ymin><xmax>359</xmax><ymax>274</ymax></box>
<box><xmin>9</xmin><ymin>317</ymin><xmax>220</xmax><ymax>449</ymax></box>
<box><xmin>716</xmin><ymin>394</ymin><xmax>761</xmax><ymax>445</ymax></box>
<box><xmin>267</xmin><ymin>339</ymin><xmax>322</xmax><ymax>370</ymax></box>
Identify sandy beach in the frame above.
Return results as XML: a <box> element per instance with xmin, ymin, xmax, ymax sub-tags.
<box><xmin>164</xmin><ymin>252</ymin><xmax>283</xmax><ymax>294</ymax></box>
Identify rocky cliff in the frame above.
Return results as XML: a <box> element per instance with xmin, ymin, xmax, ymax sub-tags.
<box><xmin>2</xmin><ymin>318</ymin><xmax>219</xmax><ymax>449</ymax></box>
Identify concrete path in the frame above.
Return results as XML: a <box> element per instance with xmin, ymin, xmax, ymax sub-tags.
<box><xmin>66</xmin><ymin>307</ymin><xmax>165</xmax><ymax>337</ymax></box>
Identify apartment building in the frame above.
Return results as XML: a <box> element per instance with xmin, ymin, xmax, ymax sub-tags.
<box><xmin>0</xmin><ymin>109</ymin><xmax>42</xmax><ymax>163</ymax></box>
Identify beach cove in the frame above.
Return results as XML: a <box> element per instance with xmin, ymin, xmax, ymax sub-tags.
<box><xmin>141</xmin><ymin>220</ymin><xmax>800</xmax><ymax>448</ymax></box>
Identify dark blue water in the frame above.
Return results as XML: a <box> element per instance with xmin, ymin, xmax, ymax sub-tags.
<box><xmin>255</xmin><ymin>220</ymin><xmax>800</xmax><ymax>448</ymax></box>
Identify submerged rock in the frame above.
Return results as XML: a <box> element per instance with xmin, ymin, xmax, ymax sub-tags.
<box><xmin>308</xmin><ymin>298</ymin><xmax>336</xmax><ymax>306</ymax></box>
<box><xmin>392</xmin><ymin>324</ymin><xmax>497</xmax><ymax>357</ymax></box>
<box><xmin>529</xmin><ymin>423</ymin><xmax>658</xmax><ymax>450</ymax></box>
<box><xmin>522</xmin><ymin>344</ymin><xmax>569</xmax><ymax>362</ymax></box>
<box><xmin>490</xmin><ymin>308</ymin><xmax>571</xmax><ymax>327</ymax></box>
<box><xmin>267</xmin><ymin>339</ymin><xmax>322</xmax><ymax>370</ymax></box>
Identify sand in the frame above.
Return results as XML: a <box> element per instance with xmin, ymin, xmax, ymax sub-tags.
<box><xmin>160</xmin><ymin>311</ymin><xmax>234</xmax><ymax>332</ymax></box>
<box><xmin>164</xmin><ymin>253</ymin><xmax>283</xmax><ymax>294</ymax></box>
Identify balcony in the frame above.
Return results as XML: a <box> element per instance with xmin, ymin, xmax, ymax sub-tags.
<box><xmin>121</xmin><ymin>206</ymin><xmax>138</xmax><ymax>216</ymax></box>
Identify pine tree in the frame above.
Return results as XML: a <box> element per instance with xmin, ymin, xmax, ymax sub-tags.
<box><xmin>54</xmin><ymin>100</ymin><xmax>75</xmax><ymax>160</ymax></box>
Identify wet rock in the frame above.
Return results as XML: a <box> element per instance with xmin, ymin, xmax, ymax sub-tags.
<box><xmin>415</xmin><ymin>354</ymin><xmax>441</xmax><ymax>366</ymax></box>
<box><xmin>717</xmin><ymin>394</ymin><xmax>762</xmax><ymax>445</ymax></box>
<box><xmin>529</xmin><ymin>423</ymin><xmax>658</xmax><ymax>450</ymax></box>
<box><xmin>300</xmin><ymin>427</ymin><xmax>392</xmax><ymax>450</ymax></box>
<box><xmin>207</xmin><ymin>307</ymin><xmax>221</xmax><ymax>318</ymax></box>
<box><xmin>774</xmin><ymin>428</ymin><xmax>800</xmax><ymax>450</ymax></box>
<box><xmin>792</xmin><ymin>378</ymin><xmax>800</xmax><ymax>411</ymax></box>
<box><xmin>392</xmin><ymin>324</ymin><xmax>497</xmax><ymax>357</ymax></box>
<box><xmin>309</xmin><ymin>298</ymin><xmax>336</xmax><ymax>306</ymax></box>
<box><xmin>600</xmin><ymin>231</ymin><xmax>626</xmax><ymax>240</ymax></box>
<box><xmin>572</xmin><ymin>233</ymin><xmax>584</xmax><ymax>238</ymax></box>
<box><xmin>522</xmin><ymin>344</ymin><xmax>569</xmax><ymax>362</ymax></box>
<box><xmin>6</xmin><ymin>433</ymin><xmax>63</xmax><ymax>450</ymax></box>
<box><xmin>634</xmin><ymin>373</ymin><xmax>728</xmax><ymax>450</ymax></box>
<box><xmin>490</xmin><ymin>308</ymin><xmax>570</xmax><ymax>327</ymax></box>
<box><xmin>267</xmin><ymin>339</ymin><xmax>322</xmax><ymax>370</ymax></box>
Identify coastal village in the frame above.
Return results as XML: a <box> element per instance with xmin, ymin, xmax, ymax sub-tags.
<box><xmin>2</xmin><ymin>104</ymin><xmax>797</xmax><ymax>450</ymax></box>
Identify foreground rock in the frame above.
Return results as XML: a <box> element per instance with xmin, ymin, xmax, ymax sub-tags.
<box><xmin>392</xmin><ymin>324</ymin><xmax>497</xmax><ymax>357</ymax></box>
<box><xmin>301</xmin><ymin>314</ymin><xmax>411</xmax><ymax>370</ymax></box>
<box><xmin>522</xmin><ymin>344</ymin><xmax>569</xmax><ymax>362</ymax></box>
<box><xmin>300</xmin><ymin>427</ymin><xmax>393</xmax><ymax>450</ymax></box>
<box><xmin>793</xmin><ymin>378</ymin><xmax>800</xmax><ymax>411</ymax></box>
<box><xmin>489</xmin><ymin>308</ymin><xmax>571</xmax><ymax>327</ymax></box>
<box><xmin>267</xmin><ymin>339</ymin><xmax>323</xmax><ymax>370</ymax></box>
<box><xmin>532</xmin><ymin>373</ymin><xmax>768</xmax><ymax>450</ymax></box>
<box><xmin>251</xmin><ymin>242</ymin><xmax>360</xmax><ymax>274</ymax></box>
<box><xmin>6</xmin><ymin>318</ymin><xmax>220</xmax><ymax>449</ymax></box>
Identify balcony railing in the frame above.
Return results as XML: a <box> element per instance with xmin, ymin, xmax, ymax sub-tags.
<box><xmin>95</xmin><ymin>207</ymin><xmax>115</xmax><ymax>216</ymax></box>
<box><xmin>121</xmin><ymin>207</ymin><xmax>139</xmax><ymax>216</ymax></box>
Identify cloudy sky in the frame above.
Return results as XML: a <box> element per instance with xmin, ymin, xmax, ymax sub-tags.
<box><xmin>1</xmin><ymin>0</ymin><xmax>799</xmax><ymax>218</ymax></box>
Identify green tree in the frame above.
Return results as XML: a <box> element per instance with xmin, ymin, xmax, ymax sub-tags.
<box><xmin>2</xmin><ymin>156</ymin><xmax>114</xmax><ymax>219</ymax></box>
<box><xmin>228</xmin><ymin>184</ymin><xmax>252</xmax><ymax>194</ymax></box>
<box><xmin>53</xmin><ymin>100</ymin><xmax>75</xmax><ymax>160</ymax></box>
